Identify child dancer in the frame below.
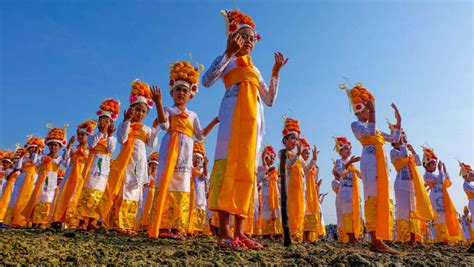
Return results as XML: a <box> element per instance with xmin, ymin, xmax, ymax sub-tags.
<box><xmin>6</xmin><ymin>138</ymin><xmax>43</xmax><ymax>226</ymax></box>
<box><xmin>333</xmin><ymin>136</ymin><xmax>362</xmax><ymax>244</ymax></box>
<box><xmin>203</xmin><ymin>9</ymin><xmax>288</xmax><ymax>249</ymax></box>
<box><xmin>340</xmin><ymin>82</ymin><xmax>401</xmax><ymax>254</ymax></box>
<box><xmin>75</xmin><ymin>99</ymin><xmax>119</xmax><ymax>230</ymax></box>
<box><xmin>23</xmin><ymin>124</ymin><xmax>68</xmax><ymax>228</ymax></box>
<box><xmin>51</xmin><ymin>120</ymin><xmax>96</xmax><ymax>229</ymax></box>
<box><xmin>460</xmin><ymin>162</ymin><xmax>474</xmax><ymax>252</ymax></box>
<box><xmin>97</xmin><ymin>80</ymin><xmax>159</xmax><ymax>235</ymax></box>
<box><xmin>280</xmin><ymin>118</ymin><xmax>305</xmax><ymax>243</ymax></box>
<box><xmin>258</xmin><ymin>145</ymin><xmax>282</xmax><ymax>238</ymax></box>
<box><xmin>188</xmin><ymin>141</ymin><xmax>210</xmax><ymax>235</ymax></box>
<box><xmin>422</xmin><ymin>147</ymin><xmax>461</xmax><ymax>244</ymax></box>
<box><xmin>389</xmin><ymin>124</ymin><xmax>433</xmax><ymax>245</ymax></box>
<box><xmin>300</xmin><ymin>137</ymin><xmax>319</xmax><ymax>242</ymax></box>
<box><xmin>136</xmin><ymin>152</ymin><xmax>159</xmax><ymax>231</ymax></box>
<box><xmin>0</xmin><ymin>150</ymin><xmax>18</xmax><ymax>224</ymax></box>
<box><xmin>148</xmin><ymin>61</ymin><xmax>218</xmax><ymax>239</ymax></box>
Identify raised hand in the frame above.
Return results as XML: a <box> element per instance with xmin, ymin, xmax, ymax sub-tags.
<box><xmin>124</xmin><ymin>107</ymin><xmax>135</xmax><ymax>122</ymax></box>
<box><xmin>272</xmin><ymin>52</ymin><xmax>289</xmax><ymax>76</ymax></box>
<box><xmin>312</xmin><ymin>145</ymin><xmax>318</xmax><ymax>161</ymax></box>
<box><xmin>225</xmin><ymin>33</ymin><xmax>245</xmax><ymax>58</ymax></box>
<box><xmin>296</xmin><ymin>141</ymin><xmax>302</xmax><ymax>156</ymax></box>
<box><xmin>204</xmin><ymin>156</ymin><xmax>209</xmax><ymax>166</ymax></box>
<box><xmin>407</xmin><ymin>144</ymin><xmax>415</xmax><ymax>154</ymax></box>
<box><xmin>107</xmin><ymin>123</ymin><xmax>116</xmax><ymax>136</ymax></box>
<box><xmin>67</xmin><ymin>135</ymin><xmax>77</xmax><ymax>149</ymax></box>
<box><xmin>391</xmin><ymin>103</ymin><xmax>401</xmax><ymax>126</ymax></box>
<box><xmin>365</xmin><ymin>99</ymin><xmax>375</xmax><ymax>112</ymax></box>
<box><xmin>152</xmin><ymin>118</ymin><xmax>159</xmax><ymax>128</ymax></box>
<box><xmin>151</xmin><ymin>85</ymin><xmax>162</xmax><ymax>107</ymax></box>
<box><xmin>350</xmin><ymin>156</ymin><xmax>361</xmax><ymax>164</ymax></box>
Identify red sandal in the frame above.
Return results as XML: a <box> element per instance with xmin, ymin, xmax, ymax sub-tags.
<box><xmin>237</xmin><ymin>236</ymin><xmax>263</xmax><ymax>249</ymax></box>
<box><xmin>217</xmin><ymin>238</ymin><xmax>247</xmax><ymax>250</ymax></box>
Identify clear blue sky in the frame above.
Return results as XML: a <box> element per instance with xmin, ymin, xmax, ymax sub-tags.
<box><xmin>1</xmin><ymin>0</ymin><xmax>472</xmax><ymax>224</ymax></box>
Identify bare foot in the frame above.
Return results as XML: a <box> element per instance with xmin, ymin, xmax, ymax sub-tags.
<box><xmin>369</xmin><ymin>240</ymin><xmax>399</xmax><ymax>254</ymax></box>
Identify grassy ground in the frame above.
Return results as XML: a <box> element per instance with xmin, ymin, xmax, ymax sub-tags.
<box><xmin>1</xmin><ymin>228</ymin><xmax>473</xmax><ymax>265</ymax></box>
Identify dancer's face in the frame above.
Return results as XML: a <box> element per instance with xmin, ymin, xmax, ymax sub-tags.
<box><xmin>339</xmin><ymin>146</ymin><xmax>351</xmax><ymax>159</ymax></box>
<box><xmin>356</xmin><ymin>108</ymin><xmax>370</xmax><ymax>122</ymax></box>
<box><xmin>77</xmin><ymin>132</ymin><xmax>88</xmax><ymax>145</ymax></box>
<box><xmin>264</xmin><ymin>156</ymin><xmax>275</xmax><ymax>167</ymax></box>
<box><xmin>48</xmin><ymin>142</ymin><xmax>61</xmax><ymax>154</ymax></box>
<box><xmin>171</xmin><ymin>85</ymin><xmax>192</xmax><ymax>106</ymax></box>
<box><xmin>193</xmin><ymin>155</ymin><xmax>203</xmax><ymax>167</ymax></box>
<box><xmin>235</xmin><ymin>27</ymin><xmax>256</xmax><ymax>56</ymax></box>
<box><xmin>283</xmin><ymin>133</ymin><xmax>298</xmax><ymax>150</ymax></box>
<box><xmin>132</xmin><ymin>103</ymin><xmax>149</xmax><ymax>122</ymax></box>
<box><xmin>302</xmin><ymin>149</ymin><xmax>310</xmax><ymax>161</ymax></box>
<box><xmin>148</xmin><ymin>162</ymin><xmax>158</xmax><ymax>176</ymax></box>
<box><xmin>425</xmin><ymin>161</ymin><xmax>436</xmax><ymax>172</ymax></box>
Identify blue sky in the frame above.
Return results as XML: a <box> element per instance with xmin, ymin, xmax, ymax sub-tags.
<box><xmin>1</xmin><ymin>0</ymin><xmax>472</xmax><ymax>224</ymax></box>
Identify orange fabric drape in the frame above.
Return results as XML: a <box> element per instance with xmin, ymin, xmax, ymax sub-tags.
<box><xmin>267</xmin><ymin>168</ymin><xmax>279</xmax><ymax>210</ymax></box>
<box><xmin>393</xmin><ymin>155</ymin><xmax>434</xmax><ymax>221</ymax></box>
<box><xmin>359</xmin><ymin>132</ymin><xmax>391</xmax><ymax>240</ymax></box>
<box><xmin>51</xmin><ymin>147</ymin><xmax>88</xmax><ymax>222</ymax></box>
<box><xmin>97</xmin><ymin>123</ymin><xmax>146</xmax><ymax>225</ymax></box>
<box><xmin>214</xmin><ymin>55</ymin><xmax>260</xmax><ymax>217</ymax></box>
<box><xmin>441</xmin><ymin>179</ymin><xmax>462</xmax><ymax>237</ymax></box>
<box><xmin>148</xmin><ymin>113</ymin><xmax>193</xmax><ymax>238</ymax></box>
<box><xmin>287</xmin><ymin>153</ymin><xmax>305</xmax><ymax>236</ymax></box>
<box><xmin>347</xmin><ymin>164</ymin><xmax>361</xmax><ymax>238</ymax></box>
<box><xmin>0</xmin><ymin>171</ymin><xmax>19</xmax><ymax>221</ymax></box>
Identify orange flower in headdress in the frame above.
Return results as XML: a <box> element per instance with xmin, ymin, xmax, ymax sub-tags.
<box><xmin>459</xmin><ymin>161</ymin><xmax>473</xmax><ymax>179</ymax></box>
<box><xmin>262</xmin><ymin>145</ymin><xmax>276</xmax><ymax>159</ymax></box>
<box><xmin>77</xmin><ymin>120</ymin><xmax>97</xmax><ymax>135</ymax></box>
<box><xmin>0</xmin><ymin>150</ymin><xmax>5</xmax><ymax>160</ymax></box>
<box><xmin>339</xmin><ymin>82</ymin><xmax>375</xmax><ymax>114</ymax></box>
<box><xmin>130</xmin><ymin>79</ymin><xmax>153</xmax><ymax>108</ymax></box>
<box><xmin>422</xmin><ymin>147</ymin><xmax>438</xmax><ymax>167</ymax></box>
<box><xmin>45</xmin><ymin>124</ymin><xmax>68</xmax><ymax>147</ymax></box>
<box><xmin>97</xmin><ymin>99</ymin><xmax>121</xmax><ymax>121</ymax></box>
<box><xmin>57</xmin><ymin>169</ymin><xmax>66</xmax><ymax>178</ymax></box>
<box><xmin>193</xmin><ymin>141</ymin><xmax>206</xmax><ymax>157</ymax></box>
<box><xmin>299</xmin><ymin>137</ymin><xmax>311</xmax><ymax>151</ymax></box>
<box><xmin>148</xmin><ymin>152</ymin><xmax>159</xmax><ymax>165</ymax></box>
<box><xmin>25</xmin><ymin>137</ymin><xmax>45</xmax><ymax>150</ymax></box>
<box><xmin>169</xmin><ymin>61</ymin><xmax>203</xmax><ymax>95</ymax></box>
<box><xmin>282</xmin><ymin>117</ymin><xmax>301</xmax><ymax>137</ymax></box>
<box><xmin>2</xmin><ymin>150</ymin><xmax>14</xmax><ymax>163</ymax></box>
<box><xmin>221</xmin><ymin>10</ymin><xmax>260</xmax><ymax>41</ymax></box>
<box><xmin>334</xmin><ymin>136</ymin><xmax>352</xmax><ymax>153</ymax></box>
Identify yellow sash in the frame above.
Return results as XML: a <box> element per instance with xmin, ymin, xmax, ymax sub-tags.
<box><xmin>441</xmin><ymin>179</ymin><xmax>461</xmax><ymax>237</ymax></box>
<box><xmin>11</xmin><ymin>162</ymin><xmax>38</xmax><ymax>226</ymax></box>
<box><xmin>51</xmin><ymin>147</ymin><xmax>88</xmax><ymax>222</ymax></box>
<box><xmin>305</xmin><ymin>166</ymin><xmax>319</xmax><ymax>215</ymax></box>
<box><xmin>0</xmin><ymin>171</ymin><xmax>19</xmax><ymax>221</ymax></box>
<box><xmin>287</xmin><ymin>152</ymin><xmax>305</xmax><ymax>236</ymax></box>
<box><xmin>97</xmin><ymin>123</ymin><xmax>147</xmax><ymax>225</ymax></box>
<box><xmin>267</xmin><ymin>168</ymin><xmax>279</xmax><ymax>210</ymax></box>
<box><xmin>149</xmin><ymin>113</ymin><xmax>193</xmax><ymax>237</ymax></box>
<box><xmin>359</xmin><ymin>131</ymin><xmax>391</xmax><ymax>240</ymax></box>
<box><xmin>393</xmin><ymin>155</ymin><xmax>434</xmax><ymax>220</ymax></box>
<box><xmin>213</xmin><ymin>55</ymin><xmax>259</xmax><ymax>217</ymax></box>
<box><xmin>347</xmin><ymin>164</ymin><xmax>362</xmax><ymax>238</ymax></box>
<box><xmin>188</xmin><ymin>168</ymin><xmax>203</xmax><ymax>233</ymax></box>
<box><xmin>138</xmin><ymin>179</ymin><xmax>155</xmax><ymax>228</ymax></box>
<box><xmin>22</xmin><ymin>157</ymin><xmax>60</xmax><ymax>220</ymax></box>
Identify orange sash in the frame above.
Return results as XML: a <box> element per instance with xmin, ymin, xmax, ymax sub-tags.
<box><xmin>305</xmin><ymin>165</ymin><xmax>319</xmax><ymax>215</ymax></box>
<box><xmin>188</xmin><ymin>168</ymin><xmax>203</xmax><ymax>233</ymax></box>
<box><xmin>0</xmin><ymin>171</ymin><xmax>19</xmax><ymax>221</ymax></box>
<box><xmin>97</xmin><ymin>123</ymin><xmax>147</xmax><ymax>225</ymax></box>
<box><xmin>22</xmin><ymin>156</ymin><xmax>60</xmax><ymax>220</ymax></box>
<box><xmin>347</xmin><ymin>164</ymin><xmax>362</xmax><ymax>238</ymax></box>
<box><xmin>138</xmin><ymin>179</ymin><xmax>155</xmax><ymax>228</ymax></box>
<box><xmin>287</xmin><ymin>152</ymin><xmax>305</xmax><ymax>236</ymax></box>
<box><xmin>441</xmin><ymin>179</ymin><xmax>461</xmax><ymax>237</ymax></box>
<box><xmin>393</xmin><ymin>155</ymin><xmax>434</xmax><ymax>220</ymax></box>
<box><xmin>212</xmin><ymin>55</ymin><xmax>260</xmax><ymax>217</ymax></box>
<box><xmin>359</xmin><ymin>131</ymin><xmax>391</xmax><ymax>240</ymax></box>
<box><xmin>267</xmin><ymin>168</ymin><xmax>279</xmax><ymax>210</ymax></box>
<box><xmin>11</xmin><ymin>162</ymin><xmax>38</xmax><ymax>226</ymax></box>
<box><xmin>51</xmin><ymin>147</ymin><xmax>88</xmax><ymax>222</ymax></box>
<box><xmin>149</xmin><ymin>113</ymin><xmax>193</xmax><ymax>237</ymax></box>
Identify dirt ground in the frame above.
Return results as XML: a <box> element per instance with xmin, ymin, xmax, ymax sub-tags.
<box><xmin>1</xmin><ymin>228</ymin><xmax>473</xmax><ymax>266</ymax></box>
